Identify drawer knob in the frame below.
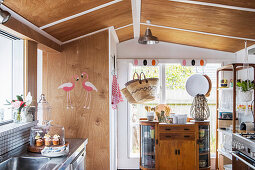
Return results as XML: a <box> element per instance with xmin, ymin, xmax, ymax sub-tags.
<box><xmin>165</xmin><ymin>128</ymin><xmax>171</xmax><ymax>130</ymax></box>
<box><xmin>165</xmin><ymin>136</ymin><xmax>171</xmax><ymax>138</ymax></box>
<box><xmin>184</xmin><ymin>135</ymin><xmax>190</xmax><ymax>138</ymax></box>
<box><xmin>184</xmin><ymin>128</ymin><xmax>190</xmax><ymax>130</ymax></box>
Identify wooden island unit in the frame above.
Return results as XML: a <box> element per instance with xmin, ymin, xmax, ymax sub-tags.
<box><xmin>140</xmin><ymin>119</ymin><xmax>210</xmax><ymax>170</ymax></box>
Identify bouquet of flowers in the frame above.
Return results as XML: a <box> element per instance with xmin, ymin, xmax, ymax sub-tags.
<box><xmin>6</xmin><ymin>92</ymin><xmax>33</xmax><ymax>122</ymax></box>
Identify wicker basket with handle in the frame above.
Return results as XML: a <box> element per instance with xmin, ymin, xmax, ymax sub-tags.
<box><xmin>121</xmin><ymin>88</ymin><xmax>138</xmax><ymax>104</ymax></box>
<box><xmin>121</xmin><ymin>72</ymin><xmax>140</xmax><ymax>104</ymax></box>
<box><xmin>126</xmin><ymin>72</ymin><xmax>159</xmax><ymax>103</ymax></box>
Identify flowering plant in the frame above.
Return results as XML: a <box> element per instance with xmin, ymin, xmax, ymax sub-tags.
<box><xmin>6</xmin><ymin>92</ymin><xmax>33</xmax><ymax>122</ymax></box>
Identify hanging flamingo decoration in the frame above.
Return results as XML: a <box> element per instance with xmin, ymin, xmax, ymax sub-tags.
<box><xmin>58</xmin><ymin>75</ymin><xmax>79</xmax><ymax>109</ymax></box>
<box><xmin>81</xmin><ymin>72</ymin><xmax>98</xmax><ymax>109</ymax></box>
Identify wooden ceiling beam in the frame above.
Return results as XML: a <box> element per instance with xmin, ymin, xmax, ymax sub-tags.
<box><xmin>1</xmin><ymin>17</ymin><xmax>61</xmax><ymax>52</ymax></box>
<box><xmin>168</xmin><ymin>0</ymin><xmax>255</xmax><ymax>12</ymax></box>
<box><xmin>131</xmin><ymin>0</ymin><xmax>141</xmax><ymax>38</ymax></box>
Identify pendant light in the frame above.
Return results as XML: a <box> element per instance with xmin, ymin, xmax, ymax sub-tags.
<box><xmin>138</xmin><ymin>20</ymin><xmax>159</xmax><ymax>45</ymax></box>
<box><xmin>0</xmin><ymin>0</ymin><xmax>11</xmax><ymax>24</ymax></box>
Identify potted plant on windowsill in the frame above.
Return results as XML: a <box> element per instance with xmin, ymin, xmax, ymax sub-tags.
<box><xmin>237</xmin><ymin>80</ymin><xmax>254</xmax><ymax>102</ymax></box>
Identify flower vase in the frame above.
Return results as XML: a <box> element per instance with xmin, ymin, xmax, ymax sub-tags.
<box><xmin>20</xmin><ymin>107</ymin><xmax>33</xmax><ymax>123</ymax></box>
<box><xmin>239</xmin><ymin>90</ymin><xmax>253</xmax><ymax>102</ymax></box>
<box><xmin>13</xmin><ymin>109</ymin><xmax>22</xmax><ymax>123</ymax></box>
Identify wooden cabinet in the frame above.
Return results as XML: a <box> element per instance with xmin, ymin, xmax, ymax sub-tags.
<box><xmin>140</xmin><ymin>120</ymin><xmax>210</xmax><ymax>170</ymax></box>
<box><xmin>158</xmin><ymin>124</ymin><xmax>197</xmax><ymax>170</ymax></box>
<box><xmin>177</xmin><ymin>140</ymin><xmax>196</xmax><ymax>170</ymax></box>
<box><xmin>158</xmin><ymin>140</ymin><xmax>177</xmax><ymax>170</ymax></box>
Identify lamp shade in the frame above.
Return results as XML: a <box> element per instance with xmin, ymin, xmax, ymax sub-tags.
<box><xmin>0</xmin><ymin>8</ymin><xmax>11</xmax><ymax>24</ymax></box>
<box><xmin>138</xmin><ymin>27</ymin><xmax>159</xmax><ymax>45</ymax></box>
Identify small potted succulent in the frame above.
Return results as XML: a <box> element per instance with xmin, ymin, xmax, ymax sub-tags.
<box><xmin>237</xmin><ymin>80</ymin><xmax>254</xmax><ymax>102</ymax></box>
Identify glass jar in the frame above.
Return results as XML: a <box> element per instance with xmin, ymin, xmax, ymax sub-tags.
<box><xmin>30</xmin><ymin>121</ymin><xmax>65</xmax><ymax>147</ymax></box>
<box><xmin>37</xmin><ymin>94</ymin><xmax>52</xmax><ymax>126</ymax></box>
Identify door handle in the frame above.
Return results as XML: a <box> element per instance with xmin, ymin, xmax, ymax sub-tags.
<box><xmin>175</xmin><ymin>149</ymin><xmax>177</xmax><ymax>155</ymax></box>
<box><xmin>178</xmin><ymin>150</ymin><xmax>180</xmax><ymax>155</ymax></box>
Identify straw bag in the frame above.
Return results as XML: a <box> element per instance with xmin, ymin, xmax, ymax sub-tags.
<box><xmin>126</xmin><ymin>72</ymin><xmax>159</xmax><ymax>103</ymax></box>
<box><xmin>121</xmin><ymin>72</ymin><xmax>140</xmax><ymax>104</ymax></box>
<box><xmin>121</xmin><ymin>88</ymin><xmax>138</xmax><ymax>104</ymax></box>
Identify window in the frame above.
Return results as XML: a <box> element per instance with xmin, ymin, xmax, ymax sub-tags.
<box><xmin>0</xmin><ymin>32</ymin><xmax>24</xmax><ymax>124</ymax></box>
<box><xmin>128</xmin><ymin>63</ymin><xmax>221</xmax><ymax>158</ymax></box>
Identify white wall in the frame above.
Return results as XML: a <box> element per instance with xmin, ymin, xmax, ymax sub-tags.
<box><xmin>109</xmin><ymin>28</ymin><xmax>119</xmax><ymax>170</ymax></box>
<box><xmin>117</xmin><ymin>39</ymin><xmax>236</xmax><ymax>169</ymax></box>
<box><xmin>117</xmin><ymin>38</ymin><xmax>235</xmax><ymax>60</ymax></box>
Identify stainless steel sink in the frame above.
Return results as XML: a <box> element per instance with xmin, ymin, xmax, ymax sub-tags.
<box><xmin>0</xmin><ymin>156</ymin><xmax>50</xmax><ymax>170</ymax></box>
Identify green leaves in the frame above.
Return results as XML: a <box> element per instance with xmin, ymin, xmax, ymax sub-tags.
<box><xmin>165</xmin><ymin>64</ymin><xmax>194</xmax><ymax>90</ymax></box>
<box><xmin>237</xmin><ymin>80</ymin><xmax>254</xmax><ymax>92</ymax></box>
<box><xmin>16</xmin><ymin>95</ymin><xmax>23</xmax><ymax>101</ymax></box>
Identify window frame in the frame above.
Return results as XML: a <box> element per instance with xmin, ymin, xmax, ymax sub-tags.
<box><xmin>0</xmin><ymin>36</ymin><xmax>24</xmax><ymax>126</ymax></box>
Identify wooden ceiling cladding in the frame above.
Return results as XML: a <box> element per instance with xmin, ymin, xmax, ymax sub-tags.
<box><xmin>4</xmin><ymin>0</ymin><xmax>112</xmax><ymax>27</ymax></box>
<box><xmin>191</xmin><ymin>0</ymin><xmax>255</xmax><ymax>9</ymax></box>
<box><xmin>116</xmin><ymin>25</ymin><xmax>134</xmax><ymax>42</ymax></box>
<box><xmin>141</xmin><ymin>0</ymin><xmax>255</xmax><ymax>40</ymax></box>
<box><xmin>140</xmin><ymin>25</ymin><xmax>254</xmax><ymax>52</ymax></box>
<box><xmin>43</xmin><ymin>0</ymin><xmax>132</xmax><ymax>42</ymax></box>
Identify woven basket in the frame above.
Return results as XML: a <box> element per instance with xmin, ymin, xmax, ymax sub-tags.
<box><xmin>126</xmin><ymin>72</ymin><xmax>159</xmax><ymax>103</ymax></box>
<box><xmin>121</xmin><ymin>88</ymin><xmax>138</xmax><ymax>104</ymax></box>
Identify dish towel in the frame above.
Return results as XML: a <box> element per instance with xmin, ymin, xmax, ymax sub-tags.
<box><xmin>112</xmin><ymin>74</ymin><xmax>123</xmax><ymax>109</ymax></box>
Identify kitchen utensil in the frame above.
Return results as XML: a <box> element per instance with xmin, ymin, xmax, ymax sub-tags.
<box><xmin>186</xmin><ymin>74</ymin><xmax>209</xmax><ymax>97</ymax></box>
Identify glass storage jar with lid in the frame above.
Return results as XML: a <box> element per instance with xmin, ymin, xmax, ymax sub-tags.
<box><xmin>29</xmin><ymin>94</ymin><xmax>65</xmax><ymax>148</ymax></box>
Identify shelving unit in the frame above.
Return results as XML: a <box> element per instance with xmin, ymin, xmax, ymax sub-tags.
<box><xmin>216</xmin><ymin>63</ymin><xmax>255</xmax><ymax>169</ymax></box>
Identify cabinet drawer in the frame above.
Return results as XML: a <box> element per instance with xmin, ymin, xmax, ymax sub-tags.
<box><xmin>160</xmin><ymin>133</ymin><xmax>195</xmax><ymax>140</ymax></box>
<box><xmin>159</xmin><ymin>125</ymin><xmax>195</xmax><ymax>132</ymax></box>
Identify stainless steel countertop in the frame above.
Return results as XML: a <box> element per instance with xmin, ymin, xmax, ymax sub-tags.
<box><xmin>0</xmin><ymin>138</ymin><xmax>88</xmax><ymax>170</ymax></box>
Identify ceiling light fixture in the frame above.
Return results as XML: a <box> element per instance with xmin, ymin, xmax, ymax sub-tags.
<box><xmin>138</xmin><ymin>20</ymin><xmax>159</xmax><ymax>45</ymax></box>
<box><xmin>0</xmin><ymin>0</ymin><xmax>11</xmax><ymax>24</ymax></box>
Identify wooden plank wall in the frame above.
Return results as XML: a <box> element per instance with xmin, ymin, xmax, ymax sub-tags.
<box><xmin>25</xmin><ymin>40</ymin><xmax>37</xmax><ymax>105</ymax></box>
<box><xmin>42</xmin><ymin>31</ymin><xmax>109</xmax><ymax>170</ymax></box>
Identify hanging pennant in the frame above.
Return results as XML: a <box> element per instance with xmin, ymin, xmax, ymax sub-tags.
<box><xmin>133</xmin><ymin>59</ymin><xmax>159</xmax><ymax>66</ymax></box>
<box><xmin>181</xmin><ymin>59</ymin><xmax>207</xmax><ymax>66</ymax></box>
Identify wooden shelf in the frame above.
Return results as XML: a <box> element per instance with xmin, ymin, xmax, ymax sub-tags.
<box><xmin>199</xmin><ymin>167</ymin><xmax>211</xmax><ymax>170</ymax></box>
<box><xmin>199</xmin><ymin>152</ymin><xmax>209</xmax><ymax>156</ymax></box>
<box><xmin>217</xmin><ymin>87</ymin><xmax>233</xmax><ymax>91</ymax></box>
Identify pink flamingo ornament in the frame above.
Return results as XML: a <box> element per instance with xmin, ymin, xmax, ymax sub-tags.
<box><xmin>58</xmin><ymin>75</ymin><xmax>79</xmax><ymax>109</ymax></box>
<box><xmin>81</xmin><ymin>72</ymin><xmax>98</xmax><ymax>109</ymax></box>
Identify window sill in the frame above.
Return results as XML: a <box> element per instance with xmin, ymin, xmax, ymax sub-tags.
<box><xmin>0</xmin><ymin>121</ymin><xmax>36</xmax><ymax>137</ymax></box>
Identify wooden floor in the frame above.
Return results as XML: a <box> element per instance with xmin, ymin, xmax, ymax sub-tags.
<box><xmin>118</xmin><ymin>158</ymin><xmax>217</xmax><ymax>170</ymax></box>
<box><xmin>211</xmin><ymin>157</ymin><xmax>216</xmax><ymax>170</ymax></box>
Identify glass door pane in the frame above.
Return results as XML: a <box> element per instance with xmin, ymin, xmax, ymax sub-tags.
<box><xmin>141</xmin><ymin>125</ymin><xmax>155</xmax><ymax>168</ymax></box>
